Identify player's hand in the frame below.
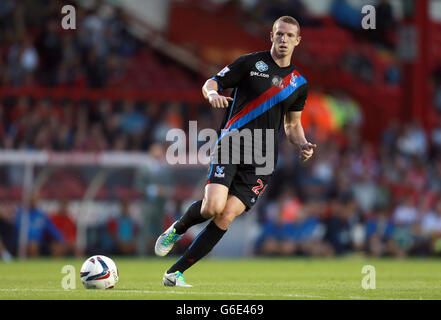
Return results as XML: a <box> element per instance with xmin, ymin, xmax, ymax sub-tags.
<box><xmin>208</xmin><ymin>92</ymin><xmax>233</xmax><ymax>108</ymax></box>
<box><xmin>299</xmin><ymin>142</ymin><xmax>317</xmax><ymax>162</ymax></box>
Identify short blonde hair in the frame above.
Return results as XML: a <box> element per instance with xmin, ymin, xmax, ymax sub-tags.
<box><xmin>272</xmin><ymin>16</ymin><xmax>300</xmax><ymax>36</ymax></box>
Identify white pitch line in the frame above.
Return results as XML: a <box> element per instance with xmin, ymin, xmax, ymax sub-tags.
<box><xmin>0</xmin><ymin>288</ymin><xmax>324</xmax><ymax>299</ymax></box>
<box><xmin>117</xmin><ymin>289</ymin><xmax>326</xmax><ymax>299</ymax></box>
<box><xmin>0</xmin><ymin>288</ymin><xmax>423</xmax><ymax>300</ymax></box>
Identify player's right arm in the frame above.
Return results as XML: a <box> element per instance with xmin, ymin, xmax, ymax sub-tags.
<box><xmin>202</xmin><ymin>79</ymin><xmax>233</xmax><ymax>108</ymax></box>
<box><xmin>203</xmin><ymin>54</ymin><xmax>249</xmax><ymax>109</ymax></box>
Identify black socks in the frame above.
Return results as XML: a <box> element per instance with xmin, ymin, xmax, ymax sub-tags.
<box><xmin>174</xmin><ymin>200</ymin><xmax>206</xmax><ymax>235</ymax></box>
<box><xmin>167</xmin><ymin>220</ymin><xmax>227</xmax><ymax>274</ymax></box>
<box><xmin>168</xmin><ymin>200</ymin><xmax>227</xmax><ymax>274</ymax></box>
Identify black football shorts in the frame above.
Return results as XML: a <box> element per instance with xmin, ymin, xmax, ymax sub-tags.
<box><xmin>206</xmin><ymin>162</ymin><xmax>272</xmax><ymax>210</ymax></box>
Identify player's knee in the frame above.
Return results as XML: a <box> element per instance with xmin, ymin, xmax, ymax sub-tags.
<box><xmin>215</xmin><ymin>210</ymin><xmax>239</xmax><ymax>229</ymax></box>
<box><xmin>201</xmin><ymin>199</ymin><xmax>225</xmax><ymax>218</ymax></box>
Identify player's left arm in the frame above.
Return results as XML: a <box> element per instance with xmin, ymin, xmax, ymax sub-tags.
<box><xmin>284</xmin><ymin>110</ymin><xmax>317</xmax><ymax>162</ymax></box>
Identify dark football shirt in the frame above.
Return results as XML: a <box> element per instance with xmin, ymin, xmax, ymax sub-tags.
<box><xmin>211</xmin><ymin>50</ymin><xmax>308</xmax><ymax>170</ymax></box>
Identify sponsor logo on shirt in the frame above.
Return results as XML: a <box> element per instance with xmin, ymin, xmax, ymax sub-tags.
<box><xmin>217</xmin><ymin>66</ymin><xmax>230</xmax><ymax>77</ymax></box>
<box><xmin>255</xmin><ymin>61</ymin><xmax>269</xmax><ymax>72</ymax></box>
<box><xmin>250</xmin><ymin>71</ymin><xmax>270</xmax><ymax>78</ymax></box>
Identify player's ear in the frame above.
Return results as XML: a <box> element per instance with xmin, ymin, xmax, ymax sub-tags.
<box><xmin>295</xmin><ymin>35</ymin><xmax>301</xmax><ymax>46</ymax></box>
<box><xmin>270</xmin><ymin>31</ymin><xmax>274</xmax><ymax>43</ymax></box>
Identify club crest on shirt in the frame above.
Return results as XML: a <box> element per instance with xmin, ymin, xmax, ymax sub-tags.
<box><xmin>255</xmin><ymin>61</ymin><xmax>268</xmax><ymax>72</ymax></box>
<box><xmin>290</xmin><ymin>73</ymin><xmax>298</xmax><ymax>87</ymax></box>
<box><xmin>271</xmin><ymin>75</ymin><xmax>284</xmax><ymax>89</ymax></box>
<box><xmin>214</xmin><ymin>166</ymin><xmax>225</xmax><ymax>178</ymax></box>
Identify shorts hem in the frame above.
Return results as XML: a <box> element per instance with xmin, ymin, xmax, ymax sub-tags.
<box><xmin>228</xmin><ymin>188</ymin><xmax>252</xmax><ymax>211</ymax></box>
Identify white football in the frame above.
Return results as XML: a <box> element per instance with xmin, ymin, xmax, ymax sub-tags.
<box><xmin>80</xmin><ymin>255</ymin><xmax>119</xmax><ymax>289</ymax></box>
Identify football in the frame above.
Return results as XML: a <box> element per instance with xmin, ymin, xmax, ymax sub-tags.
<box><xmin>80</xmin><ymin>255</ymin><xmax>119</xmax><ymax>289</ymax></box>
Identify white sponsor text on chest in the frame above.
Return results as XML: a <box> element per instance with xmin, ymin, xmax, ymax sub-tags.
<box><xmin>250</xmin><ymin>71</ymin><xmax>270</xmax><ymax>78</ymax></box>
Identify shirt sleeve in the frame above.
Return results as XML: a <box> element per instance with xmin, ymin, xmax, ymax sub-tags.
<box><xmin>288</xmin><ymin>84</ymin><xmax>308</xmax><ymax>112</ymax></box>
<box><xmin>211</xmin><ymin>54</ymin><xmax>249</xmax><ymax>91</ymax></box>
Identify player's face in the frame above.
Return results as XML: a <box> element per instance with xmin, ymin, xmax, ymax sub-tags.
<box><xmin>270</xmin><ymin>21</ymin><xmax>301</xmax><ymax>58</ymax></box>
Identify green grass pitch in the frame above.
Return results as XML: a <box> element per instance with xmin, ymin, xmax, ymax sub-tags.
<box><xmin>0</xmin><ymin>256</ymin><xmax>440</xmax><ymax>300</ymax></box>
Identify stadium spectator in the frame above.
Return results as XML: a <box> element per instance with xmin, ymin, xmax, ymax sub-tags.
<box><xmin>135</xmin><ymin>143</ymin><xmax>174</xmax><ymax>255</ymax></box>
<box><xmin>364</xmin><ymin>207</ymin><xmax>399</xmax><ymax>257</ymax></box>
<box><xmin>0</xmin><ymin>207</ymin><xmax>13</xmax><ymax>262</ymax></box>
<box><xmin>294</xmin><ymin>200</ymin><xmax>333</xmax><ymax>257</ymax></box>
<box><xmin>330</xmin><ymin>0</ymin><xmax>362</xmax><ymax>31</ymax></box>
<box><xmin>36</xmin><ymin>18</ymin><xmax>62</xmax><ymax>86</ymax></box>
<box><xmin>384</xmin><ymin>64</ymin><xmax>401</xmax><ymax>85</ymax></box>
<box><xmin>421</xmin><ymin>198</ymin><xmax>441</xmax><ymax>255</ymax></box>
<box><xmin>428</xmin><ymin>156</ymin><xmax>441</xmax><ymax>192</ymax></box>
<box><xmin>323</xmin><ymin>197</ymin><xmax>357</xmax><ymax>255</ymax></box>
<box><xmin>433</xmin><ymin>66</ymin><xmax>441</xmax><ymax>114</ymax></box>
<box><xmin>256</xmin><ymin>188</ymin><xmax>333</xmax><ymax>257</ymax></box>
<box><xmin>50</xmin><ymin>199</ymin><xmax>80</xmax><ymax>257</ymax></box>
<box><xmin>351</xmin><ymin>172</ymin><xmax>381</xmax><ymax>215</ymax></box>
<box><xmin>255</xmin><ymin>188</ymin><xmax>302</xmax><ymax>256</ymax></box>
<box><xmin>381</xmin><ymin>119</ymin><xmax>401</xmax><ymax>154</ymax></box>
<box><xmin>6</xmin><ymin>35</ymin><xmax>39</xmax><ymax>86</ymax></box>
<box><xmin>373</xmin><ymin>0</ymin><xmax>397</xmax><ymax>49</ymax></box>
<box><xmin>391</xmin><ymin>196</ymin><xmax>419</xmax><ymax>257</ymax></box>
<box><xmin>396</xmin><ymin>121</ymin><xmax>428</xmax><ymax>159</ymax></box>
<box><xmin>84</xmin><ymin>47</ymin><xmax>108</xmax><ymax>88</ymax></box>
<box><xmin>107</xmin><ymin>200</ymin><xmax>138</xmax><ymax>255</ymax></box>
<box><xmin>393</xmin><ymin>197</ymin><xmax>419</xmax><ymax>226</ymax></box>
<box><xmin>339</xmin><ymin>47</ymin><xmax>374</xmax><ymax>84</ymax></box>
<box><xmin>14</xmin><ymin>193</ymin><xmax>64</xmax><ymax>257</ymax></box>
<box><xmin>118</xmin><ymin>99</ymin><xmax>149</xmax><ymax>136</ymax></box>
<box><xmin>431</xmin><ymin>116</ymin><xmax>441</xmax><ymax>157</ymax></box>
<box><xmin>0</xmin><ymin>238</ymin><xmax>12</xmax><ymax>262</ymax></box>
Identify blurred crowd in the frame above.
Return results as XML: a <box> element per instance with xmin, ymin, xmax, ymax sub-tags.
<box><xmin>0</xmin><ymin>96</ymin><xmax>207</xmax><ymax>152</ymax></box>
<box><xmin>0</xmin><ymin>194</ymin><xmax>139</xmax><ymax>260</ymax></box>
<box><xmin>208</xmin><ymin>0</ymin><xmax>398</xmax><ymax>47</ymax></box>
<box><xmin>0</xmin><ymin>0</ymin><xmax>139</xmax><ymax>88</ymax></box>
<box><xmin>2</xmin><ymin>112</ymin><xmax>441</xmax><ymax>260</ymax></box>
<box><xmin>256</xmin><ymin>114</ymin><xmax>441</xmax><ymax>257</ymax></box>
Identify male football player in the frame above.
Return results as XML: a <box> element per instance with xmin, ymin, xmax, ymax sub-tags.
<box><xmin>155</xmin><ymin>16</ymin><xmax>316</xmax><ymax>287</ymax></box>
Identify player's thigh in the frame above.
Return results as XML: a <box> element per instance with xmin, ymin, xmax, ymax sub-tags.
<box><xmin>201</xmin><ymin>183</ymin><xmax>229</xmax><ymax>217</ymax></box>
<box><xmin>223</xmin><ymin>194</ymin><xmax>246</xmax><ymax>218</ymax></box>
<box><xmin>203</xmin><ymin>162</ymin><xmax>237</xmax><ymax>217</ymax></box>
